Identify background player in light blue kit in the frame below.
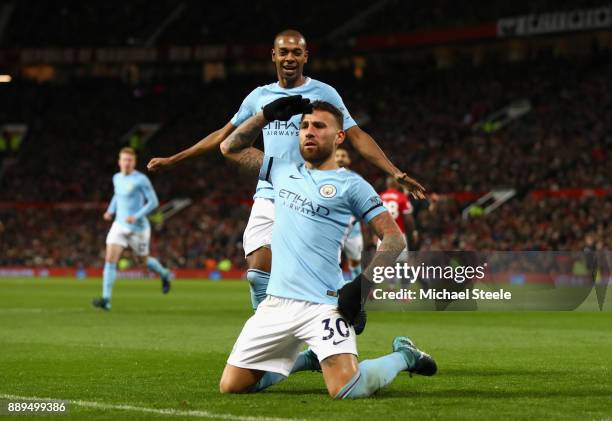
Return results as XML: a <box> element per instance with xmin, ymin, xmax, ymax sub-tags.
<box><xmin>92</xmin><ymin>147</ymin><xmax>171</xmax><ymax>310</ymax></box>
<box><xmin>218</xmin><ymin>98</ymin><xmax>436</xmax><ymax>398</ymax></box>
<box><xmin>335</xmin><ymin>147</ymin><xmax>365</xmax><ymax>279</ymax></box>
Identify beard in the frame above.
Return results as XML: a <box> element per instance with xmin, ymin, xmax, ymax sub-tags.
<box><xmin>300</xmin><ymin>142</ymin><xmax>334</xmax><ymax>165</ymax></box>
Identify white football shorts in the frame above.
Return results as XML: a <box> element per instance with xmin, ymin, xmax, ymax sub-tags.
<box><xmin>243</xmin><ymin>197</ymin><xmax>275</xmax><ymax>257</ymax></box>
<box><xmin>343</xmin><ymin>235</ymin><xmax>363</xmax><ymax>261</ymax></box>
<box><xmin>105</xmin><ymin>222</ymin><xmax>150</xmax><ymax>256</ymax></box>
<box><xmin>227</xmin><ymin>295</ymin><xmax>357</xmax><ymax>376</ymax></box>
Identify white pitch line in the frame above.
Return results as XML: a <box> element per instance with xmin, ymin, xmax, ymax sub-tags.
<box><xmin>0</xmin><ymin>308</ymin><xmax>85</xmax><ymax>314</ymax></box>
<box><xmin>0</xmin><ymin>394</ymin><xmax>304</xmax><ymax>421</ymax></box>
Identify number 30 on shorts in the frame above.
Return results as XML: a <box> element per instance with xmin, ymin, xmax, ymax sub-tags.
<box><xmin>321</xmin><ymin>317</ymin><xmax>350</xmax><ymax>340</ymax></box>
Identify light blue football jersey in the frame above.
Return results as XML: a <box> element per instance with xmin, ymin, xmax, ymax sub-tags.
<box><xmin>259</xmin><ymin>155</ymin><xmax>386</xmax><ymax>305</ymax></box>
<box><xmin>107</xmin><ymin>170</ymin><xmax>159</xmax><ymax>232</ymax></box>
<box><xmin>231</xmin><ymin>77</ymin><xmax>357</xmax><ymax>199</ymax></box>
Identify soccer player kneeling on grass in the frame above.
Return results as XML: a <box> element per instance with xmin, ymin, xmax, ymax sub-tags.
<box><xmin>218</xmin><ymin>97</ymin><xmax>437</xmax><ymax>398</ymax></box>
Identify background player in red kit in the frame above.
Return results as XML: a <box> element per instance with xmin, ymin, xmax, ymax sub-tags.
<box><xmin>380</xmin><ymin>177</ymin><xmax>417</xmax><ymax>249</ymax></box>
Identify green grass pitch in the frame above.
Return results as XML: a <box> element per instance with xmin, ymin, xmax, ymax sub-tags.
<box><xmin>0</xmin><ymin>277</ymin><xmax>611</xmax><ymax>420</ymax></box>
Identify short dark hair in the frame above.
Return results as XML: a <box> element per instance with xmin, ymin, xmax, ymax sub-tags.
<box><xmin>303</xmin><ymin>100</ymin><xmax>344</xmax><ymax>129</ymax></box>
<box><xmin>336</xmin><ymin>145</ymin><xmax>350</xmax><ymax>155</ymax></box>
<box><xmin>274</xmin><ymin>29</ymin><xmax>306</xmax><ymax>46</ymax></box>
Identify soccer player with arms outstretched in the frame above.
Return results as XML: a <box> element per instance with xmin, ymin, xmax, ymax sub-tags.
<box><xmin>92</xmin><ymin>147</ymin><xmax>171</xmax><ymax>311</ymax></box>
<box><xmin>218</xmin><ymin>98</ymin><xmax>436</xmax><ymax>398</ymax></box>
<box><xmin>147</xmin><ymin>30</ymin><xmax>424</xmax><ymax>314</ymax></box>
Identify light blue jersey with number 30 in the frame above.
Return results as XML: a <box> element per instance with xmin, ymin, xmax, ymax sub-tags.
<box><xmin>231</xmin><ymin>78</ymin><xmax>357</xmax><ymax>200</ymax></box>
<box><xmin>259</xmin><ymin>155</ymin><xmax>387</xmax><ymax>305</ymax></box>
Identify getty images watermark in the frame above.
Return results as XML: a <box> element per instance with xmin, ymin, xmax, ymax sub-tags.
<box><xmin>371</xmin><ymin>261</ymin><xmax>512</xmax><ymax>301</ymax></box>
<box><xmin>361</xmin><ymin>251</ymin><xmax>611</xmax><ymax>311</ymax></box>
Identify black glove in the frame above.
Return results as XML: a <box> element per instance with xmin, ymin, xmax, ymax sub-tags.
<box><xmin>337</xmin><ymin>274</ymin><xmax>371</xmax><ymax>326</ymax></box>
<box><xmin>262</xmin><ymin>95</ymin><xmax>313</xmax><ymax>122</ymax></box>
<box><xmin>353</xmin><ymin>309</ymin><xmax>367</xmax><ymax>335</ymax></box>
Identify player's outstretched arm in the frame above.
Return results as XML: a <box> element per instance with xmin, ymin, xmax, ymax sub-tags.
<box><xmin>220</xmin><ymin>113</ymin><xmax>267</xmax><ymax>178</ymax></box>
<box><xmin>346</xmin><ymin>126</ymin><xmax>426</xmax><ymax>199</ymax></box>
<box><xmin>337</xmin><ymin>212</ymin><xmax>406</xmax><ymax>323</ymax></box>
<box><xmin>220</xmin><ymin>96</ymin><xmax>312</xmax><ymax>177</ymax></box>
<box><xmin>147</xmin><ymin>121</ymin><xmax>237</xmax><ymax>172</ymax></box>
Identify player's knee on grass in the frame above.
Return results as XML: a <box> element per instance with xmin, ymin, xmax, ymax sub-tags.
<box><xmin>320</xmin><ymin>353</ymin><xmax>359</xmax><ymax>398</ymax></box>
<box><xmin>219</xmin><ymin>364</ymin><xmax>263</xmax><ymax>394</ymax></box>
<box><xmin>246</xmin><ymin>246</ymin><xmax>272</xmax><ymax>273</ymax></box>
<box><xmin>219</xmin><ymin>377</ymin><xmax>244</xmax><ymax>394</ymax></box>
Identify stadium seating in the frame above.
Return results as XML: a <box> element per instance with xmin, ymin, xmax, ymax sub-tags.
<box><xmin>0</xmin><ymin>52</ymin><xmax>610</xmax><ymax>268</ymax></box>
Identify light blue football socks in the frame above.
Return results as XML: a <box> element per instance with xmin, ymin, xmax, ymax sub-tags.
<box><xmin>146</xmin><ymin>256</ymin><xmax>169</xmax><ymax>278</ymax></box>
<box><xmin>335</xmin><ymin>353</ymin><xmax>408</xmax><ymax>399</ymax></box>
<box><xmin>246</xmin><ymin>269</ymin><xmax>270</xmax><ymax>310</ymax></box>
<box><xmin>102</xmin><ymin>261</ymin><xmax>117</xmax><ymax>301</ymax></box>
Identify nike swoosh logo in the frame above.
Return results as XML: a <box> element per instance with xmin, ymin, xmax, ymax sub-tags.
<box><xmin>333</xmin><ymin>339</ymin><xmax>348</xmax><ymax>345</ymax></box>
<box><xmin>289</xmin><ymin>175</ymin><xmax>302</xmax><ymax>179</ymax></box>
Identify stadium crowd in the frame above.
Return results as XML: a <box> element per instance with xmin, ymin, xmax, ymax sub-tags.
<box><xmin>2</xmin><ymin>55</ymin><xmax>610</xmax><ymax>200</ymax></box>
<box><xmin>418</xmin><ymin>195</ymin><xmax>611</xmax><ymax>252</ymax></box>
<box><xmin>1</xmin><ymin>53</ymin><xmax>610</xmax><ymax>268</ymax></box>
<box><xmin>2</xmin><ymin>194</ymin><xmax>610</xmax><ymax>269</ymax></box>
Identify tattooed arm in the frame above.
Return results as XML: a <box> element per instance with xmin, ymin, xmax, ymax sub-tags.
<box><xmin>336</xmin><ymin>211</ymin><xmax>406</xmax><ymax>324</ymax></box>
<box><xmin>363</xmin><ymin>212</ymin><xmax>407</xmax><ymax>282</ymax></box>
<box><xmin>220</xmin><ymin>112</ymin><xmax>267</xmax><ymax>178</ymax></box>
